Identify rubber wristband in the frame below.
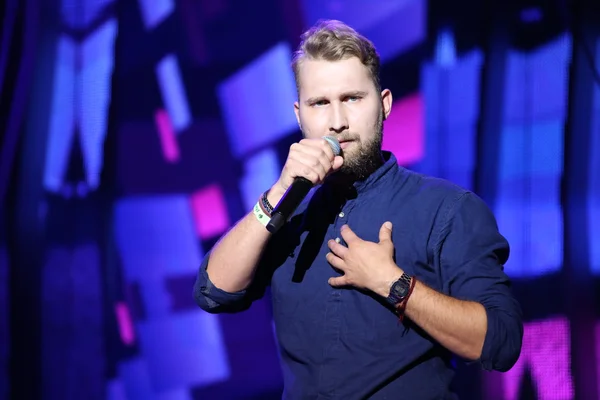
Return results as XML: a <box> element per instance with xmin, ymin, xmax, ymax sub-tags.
<box><xmin>253</xmin><ymin>202</ymin><xmax>270</xmax><ymax>227</ymax></box>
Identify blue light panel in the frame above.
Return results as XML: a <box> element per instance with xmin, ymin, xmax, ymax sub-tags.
<box><xmin>217</xmin><ymin>42</ymin><xmax>298</xmax><ymax>158</ymax></box>
<box><xmin>156</xmin><ymin>54</ymin><xmax>192</xmax><ymax>133</ymax></box>
<box><xmin>136</xmin><ymin>312</ymin><xmax>230</xmax><ymax>391</ymax></box>
<box><xmin>44</xmin><ymin>35</ymin><xmax>76</xmax><ymax>192</ymax></box>
<box><xmin>239</xmin><ymin>148</ymin><xmax>281</xmax><ymax>211</ymax></box>
<box><xmin>137</xmin><ymin>0</ymin><xmax>174</xmax><ymax>30</ymax></box>
<box><xmin>79</xmin><ymin>19</ymin><xmax>118</xmax><ymax>190</ymax></box>
<box><xmin>114</xmin><ymin>195</ymin><xmax>202</xmax><ymax>281</ymax></box>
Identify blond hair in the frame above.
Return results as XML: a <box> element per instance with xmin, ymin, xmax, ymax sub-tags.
<box><xmin>291</xmin><ymin>20</ymin><xmax>381</xmax><ymax>94</ymax></box>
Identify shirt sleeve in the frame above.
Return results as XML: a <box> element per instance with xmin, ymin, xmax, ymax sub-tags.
<box><xmin>193</xmin><ymin>218</ymin><xmax>301</xmax><ymax>314</ymax></box>
<box><xmin>439</xmin><ymin>192</ymin><xmax>524</xmax><ymax>372</ymax></box>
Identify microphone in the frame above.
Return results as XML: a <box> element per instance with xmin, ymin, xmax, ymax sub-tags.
<box><xmin>266</xmin><ymin>136</ymin><xmax>341</xmax><ymax>234</ymax></box>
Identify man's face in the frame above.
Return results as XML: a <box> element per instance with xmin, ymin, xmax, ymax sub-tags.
<box><xmin>294</xmin><ymin>57</ymin><xmax>392</xmax><ymax>178</ymax></box>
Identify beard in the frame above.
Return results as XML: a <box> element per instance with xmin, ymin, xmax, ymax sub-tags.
<box><xmin>334</xmin><ymin>111</ymin><xmax>384</xmax><ymax>180</ymax></box>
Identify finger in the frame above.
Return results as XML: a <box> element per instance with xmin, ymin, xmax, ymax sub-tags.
<box><xmin>331</xmin><ymin>155</ymin><xmax>344</xmax><ymax>171</ymax></box>
<box><xmin>287</xmin><ymin>153</ymin><xmax>327</xmax><ymax>184</ymax></box>
<box><xmin>328</xmin><ymin>275</ymin><xmax>349</xmax><ymax>287</ymax></box>
<box><xmin>327</xmin><ymin>239</ymin><xmax>348</xmax><ymax>259</ymax></box>
<box><xmin>340</xmin><ymin>224</ymin><xmax>360</xmax><ymax>244</ymax></box>
<box><xmin>325</xmin><ymin>252</ymin><xmax>345</xmax><ymax>270</ymax></box>
<box><xmin>290</xmin><ymin>146</ymin><xmax>329</xmax><ymax>180</ymax></box>
<box><xmin>297</xmin><ymin>140</ymin><xmax>335</xmax><ymax>173</ymax></box>
<box><xmin>300</xmin><ymin>138</ymin><xmax>336</xmax><ymax>161</ymax></box>
<box><xmin>379</xmin><ymin>221</ymin><xmax>393</xmax><ymax>243</ymax></box>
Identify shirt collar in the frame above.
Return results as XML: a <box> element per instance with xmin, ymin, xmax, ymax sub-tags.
<box><xmin>321</xmin><ymin>151</ymin><xmax>400</xmax><ymax>200</ymax></box>
<box><xmin>352</xmin><ymin>151</ymin><xmax>399</xmax><ymax>194</ymax></box>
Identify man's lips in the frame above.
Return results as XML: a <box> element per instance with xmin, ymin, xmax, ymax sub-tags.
<box><xmin>339</xmin><ymin>140</ymin><xmax>354</xmax><ymax>150</ymax></box>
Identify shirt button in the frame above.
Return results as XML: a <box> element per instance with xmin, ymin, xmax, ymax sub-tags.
<box><xmin>339</xmin><ymin>212</ymin><xmax>345</xmax><ymax>217</ymax></box>
<box><xmin>335</xmin><ymin>237</ymin><xmax>341</xmax><ymax>243</ymax></box>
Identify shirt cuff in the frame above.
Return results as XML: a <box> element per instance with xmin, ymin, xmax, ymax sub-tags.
<box><xmin>193</xmin><ymin>253</ymin><xmax>248</xmax><ymax>312</ymax></box>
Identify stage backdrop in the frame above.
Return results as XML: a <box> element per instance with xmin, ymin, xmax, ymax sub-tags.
<box><xmin>16</xmin><ymin>0</ymin><xmax>600</xmax><ymax>399</ymax></box>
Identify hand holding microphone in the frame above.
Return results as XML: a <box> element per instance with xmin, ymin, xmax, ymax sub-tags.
<box><xmin>266</xmin><ymin>136</ymin><xmax>343</xmax><ymax>233</ymax></box>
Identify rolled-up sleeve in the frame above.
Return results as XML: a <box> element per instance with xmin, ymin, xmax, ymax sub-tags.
<box><xmin>440</xmin><ymin>192</ymin><xmax>523</xmax><ymax>372</ymax></box>
<box><xmin>193</xmin><ymin>252</ymin><xmax>252</xmax><ymax>313</ymax></box>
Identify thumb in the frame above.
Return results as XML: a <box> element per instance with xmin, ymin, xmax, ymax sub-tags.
<box><xmin>332</xmin><ymin>155</ymin><xmax>344</xmax><ymax>171</ymax></box>
<box><xmin>379</xmin><ymin>221</ymin><xmax>393</xmax><ymax>243</ymax></box>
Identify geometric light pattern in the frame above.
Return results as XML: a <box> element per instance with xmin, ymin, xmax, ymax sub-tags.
<box><xmin>113</xmin><ymin>195</ymin><xmax>229</xmax><ymax>394</ymax></box>
<box><xmin>156</xmin><ymin>54</ymin><xmax>192</xmax><ymax>134</ymax></box>
<box><xmin>239</xmin><ymin>148</ymin><xmax>281</xmax><ymax>211</ymax></box>
<box><xmin>137</xmin><ymin>0</ymin><xmax>174</xmax><ymax>30</ymax></box>
<box><xmin>189</xmin><ymin>184</ymin><xmax>230</xmax><ymax>240</ymax></box>
<box><xmin>217</xmin><ymin>42</ymin><xmax>298</xmax><ymax>158</ymax></box>
<box><xmin>300</xmin><ymin>0</ymin><xmax>427</xmax><ymax>63</ymax></box>
<box><xmin>501</xmin><ymin>317</ymin><xmax>574</xmax><ymax>400</ymax></box>
<box><xmin>382</xmin><ymin>93</ymin><xmax>424</xmax><ymax>166</ymax></box>
<box><xmin>43</xmin><ymin>18</ymin><xmax>118</xmax><ymax>192</ymax></box>
<box><xmin>495</xmin><ymin>36</ymin><xmax>570</xmax><ymax>278</ymax></box>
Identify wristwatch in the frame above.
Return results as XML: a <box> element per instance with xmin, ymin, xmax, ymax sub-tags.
<box><xmin>385</xmin><ymin>272</ymin><xmax>412</xmax><ymax>306</ymax></box>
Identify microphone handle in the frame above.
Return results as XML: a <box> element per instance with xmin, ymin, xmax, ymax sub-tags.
<box><xmin>266</xmin><ymin>177</ymin><xmax>313</xmax><ymax>234</ymax></box>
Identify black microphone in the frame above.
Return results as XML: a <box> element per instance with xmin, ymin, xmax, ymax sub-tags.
<box><xmin>266</xmin><ymin>136</ymin><xmax>341</xmax><ymax>234</ymax></box>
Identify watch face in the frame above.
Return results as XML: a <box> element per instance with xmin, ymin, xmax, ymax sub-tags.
<box><xmin>392</xmin><ymin>280</ymin><xmax>409</xmax><ymax>297</ymax></box>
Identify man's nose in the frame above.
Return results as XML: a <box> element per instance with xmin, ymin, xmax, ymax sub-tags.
<box><xmin>329</xmin><ymin>103</ymin><xmax>348</xmax><ymax>134</ymax></box>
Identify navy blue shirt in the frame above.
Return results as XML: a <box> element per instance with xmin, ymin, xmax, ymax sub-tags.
<box><xmin>194</xmin><ymin>152</ymin><xmax>523</xmax><ymax>399</ymax></box>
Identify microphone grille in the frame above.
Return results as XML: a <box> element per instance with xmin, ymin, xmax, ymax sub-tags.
<box><xmin>322</xmin><ymin>136</ymin><xmax>341</xmax><ymax>156</ymax></box>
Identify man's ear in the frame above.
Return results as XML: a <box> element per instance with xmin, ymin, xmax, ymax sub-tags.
<box><xmin>294</xmin><ymin>101</ymin><xmax>301</xmax><ymax>129</ymax></box>
<box><xmin>381</xmin><ymin>89</ymin><xmax>393</xmax><ymax>120</ymax></box>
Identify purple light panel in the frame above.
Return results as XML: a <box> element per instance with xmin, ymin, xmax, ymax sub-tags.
<box><xmin>156</xmin><ymin>54</ymin><xmax>192</xmax><ymax>133</ymax></box>
<box><xmin>501</xmin><ymin>317</ymin><xmax>573</xmax><ymax>400</ymax></box>
<box><xmin>137</xmin><ymin>0</ymin><xmax>174</xmax><ymax>30</ymax></box>
<box><xmin>382</xmin><ymin>93</ymin><xmax>424</xmax><ymax>166</ymax></box>
<box><xmin>301</xmin><ymin>0</ymin><xmax>426</xmax><ymax>63</ymax></box>
<box><xmin>217</xmin><ymin>42</ymin><xmax>298</xmax><ymax>158</ymax></box>
<box><xmin>189</xmin><ymin>184</ymin><xmax>230</xmax><ymax>240</ymax></box>
<box><xmin>115</xmin><ymin>302</ymin><xmax>136</xmax><ymax>346</ymax></box>
<box><xmin>154</xmin><ymin>109</ymin><xmax>180</xmax><ymax>162</ymax></box>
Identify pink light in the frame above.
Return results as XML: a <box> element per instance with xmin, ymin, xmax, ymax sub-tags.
<box><xmin>382</xmin><ymin>93</ymin><xmax>424</xmax><ymax>166</ymax></box>
<box><xmin>190</xmin><ymin>184</ymin><xmax>230</xmax><ymax>239</ymax></box>
<box><xmin>154</xmin><ymin>108</ymin><xmax>180</xmax><ymax>163</ymax></box>
<box><xmin>502</xmin><ymin>316</ymin><xmax>573</xmax><ymax>400</ymax></box>
<box><xmin>115</xmin><ymin>302</ymin><xmax>136</xmax><ymax>346</ymax></box>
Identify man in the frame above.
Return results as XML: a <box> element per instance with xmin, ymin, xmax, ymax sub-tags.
<box><xmin>194</xmin><ymin>19</ymin><xmax>523</xmax><ymax>399</ymax></box>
